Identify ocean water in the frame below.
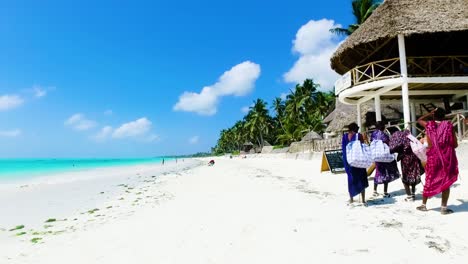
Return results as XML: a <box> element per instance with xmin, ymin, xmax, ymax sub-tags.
<box><xmin>0</xmin><ymin>158</ymin><xmax>169</xmax><ymax>181</ymax></box>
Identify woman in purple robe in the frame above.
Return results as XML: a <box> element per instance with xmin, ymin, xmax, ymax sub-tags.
<box><xmin>370</xmin><ymin>121</ymin><xmax>400</xmax><ymax>198</ymax></box>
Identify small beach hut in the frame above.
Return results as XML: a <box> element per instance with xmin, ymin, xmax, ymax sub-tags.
<box><xmin>242</xmin><ymin>142</ymin><xmax>254</xmax><ymax>153</ymax></box>
<box><xmin>331</xmin><ymin>0</ymin><xmax>468</xmax><ymax>131</ymax></box>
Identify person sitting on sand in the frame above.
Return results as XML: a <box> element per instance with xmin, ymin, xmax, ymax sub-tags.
<box><xmin>342</xmin><ymin>122</ymin><xmax>369</xmax><ymax>206</ymax></box>
<box><xmin>389</xmin><ymin>130</ymin><xmax>424</xmax><ymax>202</ymax></box>
<box><xmin>371</xmin><ymin>121</ymin><xmax>400</xmax><ymax>198</ymax></box>
<box><xmin>208</xmin><ymin>160</ymin><xmax>215</xmax><ymax>166</ymax></box>
<box><xmin>416</xmin><ymin>108</ymin><xmax>459</xmax><ymax>215</ymax></box>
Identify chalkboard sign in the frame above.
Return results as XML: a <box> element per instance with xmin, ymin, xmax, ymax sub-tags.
<box><xmin>321</xmin><ymin>149</ymin><xmax>345</xmax><ymax>174</ymax></box>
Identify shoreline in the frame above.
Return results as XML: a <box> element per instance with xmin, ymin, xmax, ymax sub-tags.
<box><xmin>0</xmin><ymin>159</ymin><xmax>201</xmax><ymax>230</ymax></box>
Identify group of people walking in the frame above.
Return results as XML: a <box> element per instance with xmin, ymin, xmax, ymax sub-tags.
<box><xmin>342</xmin><ymin>108</ymin><xmax>459</xmax><ymax>215</ymax></box>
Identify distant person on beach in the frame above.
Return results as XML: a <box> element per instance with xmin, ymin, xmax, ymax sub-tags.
<box><xmin>389</xmin><ymin>130</ymin><xmax>424</xmax><ymax>202</ymax></box>
<box><xmin>417</xmin><ymin>108</ymin><xmax>459</xmax><ymax>214</ymax></box>
<box><xmin>342</xmin><ymin>122</ymin><xmax>369</xmax><ymax>205</ymax></box>
<box><xmin>162</xmin><ymin>158</ymin><xmax>165</xmax><ymax>166</ymax></box>
<box><xmin>371</xmin><ymin>121</ymin><xmax>400</xmax><ymax>198</ymax></box>
<box><xmin>208</xmin><ymin>160</ymin><xmax>215</xmax><ymax>166</ymax></box>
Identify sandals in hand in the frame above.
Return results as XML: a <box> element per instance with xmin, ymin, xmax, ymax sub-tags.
<box><xmin>416</xmin><ymin>204</ymin><xmax>428</xmax><ymax>211</ymax></box>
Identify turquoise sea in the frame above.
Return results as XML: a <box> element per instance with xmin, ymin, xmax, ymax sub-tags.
<box><xmin>0</xmin><ymin>158</ymin><xmax>169</xmax><ymax>181</ymax></box>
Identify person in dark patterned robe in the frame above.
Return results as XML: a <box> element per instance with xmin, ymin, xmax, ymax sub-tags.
<box><xmin>370</xmin><ymin>121</ymin><xmax>400</xmax><ymax>198</ymax></box>
<box><xmin>389</xmin><ymin>130</ymin><xmax>424</xmax><ymax>201</ymax></box>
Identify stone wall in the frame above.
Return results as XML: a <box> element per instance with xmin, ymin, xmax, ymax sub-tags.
<box><xmin>286</xmin><ymin>137</ymin><xmax>342</xmax><ymax>153</ymax></box>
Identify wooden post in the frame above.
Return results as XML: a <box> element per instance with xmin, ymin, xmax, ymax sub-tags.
<box><xmin>398</xmin><ymin>35</ymin><xmax>411</xmax><ymax>129</ymax></box>
<box><xmin>375</xmin><ymin>96</ymin><xmax>382</xmax><ymax>122</ymax></box>
<box><xmin>357</xmin><ymin>104</ymin><xmax>362</xmax><ymax>130</ymax></box>
<box><xmin>410</xmin><ymin>102</ymin><xmax>417</xmax><ymax>135</ymax></box>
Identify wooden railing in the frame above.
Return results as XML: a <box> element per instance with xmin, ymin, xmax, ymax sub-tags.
<box><xmin>363</xmin><ymin>111</ymin><xmax>468</xmax><ymax>141</ymax></box>
<box><xmin>350</xmin><ymin>56</ymin><xmax>468</xmax><ymax>86</ymax></box>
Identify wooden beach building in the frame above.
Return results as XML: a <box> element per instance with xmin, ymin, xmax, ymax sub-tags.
<box><xmin>330</xmin><ymin>0</ymin><xmax>468</xmax><ymax>135</ymax></box>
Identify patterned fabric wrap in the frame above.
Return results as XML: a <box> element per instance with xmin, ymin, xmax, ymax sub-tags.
<box><xmin>370</xmin><ymin>139</ymin><xmax>395</xmax><ymax>162</ymax></box>
<box><xmin>389</xmin><ymin>130</ymin><xmax>423</xmax><ymax>185</ymax></box>
<box><xmin>423</xmin><ymin>121</ymin><xmax>458</xmax><ymax>197</ymax></box>
<box><xmin>346</xmin><ymin>133</ymin><xmax>373</xmax><ymax>168</ymax></box>
<box><xmin>371</xmin><ymin>130</ymin><xmax>400</xmax><ymax>184</ymax></box>
<box><xmin>407</xmin><ymin>134</ymin><xmax>427</xmax><ymax>162</ymax></box>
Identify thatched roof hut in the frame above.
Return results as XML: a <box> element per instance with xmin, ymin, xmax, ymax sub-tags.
<box><xmin>325</xmin><ymin>101</ymin><xmax>371</xmax><ymax>132</ymax></box>
<box><xmin>301</xmin><ymin>131</ymin><xmax>322</xmax><ymax>142</ymax></box>
<box><xmin>331</xmin><ymin>0</ymin><xmax>468</xmax><ymax>74</ymax></box>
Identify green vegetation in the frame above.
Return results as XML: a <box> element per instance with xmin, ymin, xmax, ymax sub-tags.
<box><xmin>231</xmin><ymin>150</ymin><xmax>240</xmax><ymax>155</ymax></box>
<box><xmin>272</xmin><ymin>145</ymin><xmax>287</xmax><ymax>150</ymax></box>
<box><xmin>31</xmin><ymin>237</ymin><xmax>43</xmax><ymax>243</ymax></box>
<box><xmin>330</xmin><ymin>0</ymin><xmax>381</xmax><ymax>35</ymax></box>
<box><xmin>45</xmin><ymin>218</ymin><xmax>56</xmax><ymax>223</ymax></box>
<box><xmin>44</xmin><ymin>225</ymin><xmax>54</xmax><ymax>229</ymax></box>
<box><xmin>212</xmin><ymin>79</ymin><xmax>334</xmax><ymax>154</ymax></box>
<box><xmin>88</xmin><ymin>208</ymin><xmax>100</xmax><ymax>214</ymax></box>
<box><xmin>9</xmin><ymin>225</ymin><xmax>25</xmax><ymax>232</ymax></box>
<box><xmin>16</xmin><ymin>232</ymin><xmax>27</xmax><ymax>236</ymax></box>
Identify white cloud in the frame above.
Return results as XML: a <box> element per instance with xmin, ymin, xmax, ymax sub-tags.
<box><xmin>284</xmin><ymin>19</ymin><xmax>342</xmax><ymax>90</ymax></box>
<box><xmin>92</xmin><ymin>118</ymin><xmax>160</xmax><ymax>143</ymax></box>
<box><xmin>145</xmin><ymin>134</ymin><xmax>161</xmax><ymax>143</ymax></box>
<box><xmin>189</xmin><ymin>136</ymin><xmax>199</xmax><ymax>144</ymax></box>
<box><xmin>104</xmin><ymin>110</ymin><xmax>113</xmax><ymax>116</ymax></box>
<box><xmin>33</xmin><ymin>86</ymin><xmax>47</xmax><ymax>98</ymax></box>
<box><xmin>65</xmin><ymin>113</ymin><xmax>97</xmax><ymax>131</ymax></box>
<box><xmin>0</xmin><ymin>95</ymin><xmax>24</xmax><ymax>111</ymax></box>
<box><xmin>174</xmin><ymin>61</ymin><xmax>261</xmax><ymax>116</ymax></box>
<box><xmin>112</xmin><ymin>117</ymin><xmax>152</xmax><ymax>139</ymax></box>
<box><xmin>93</xmin><ymin>126</ymin><xmax>113</xmax><ymax>141</ymax></box>
<box><xmin>0</xmin><ymin>129</ymin><xmax>22</xmax><ymax>137</ymax></box>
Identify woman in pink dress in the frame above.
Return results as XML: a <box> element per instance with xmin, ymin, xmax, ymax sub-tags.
<box><xmin>417</xmin><ymin>108</ymin><xmax>459</xmax><ymax>214</ymax></box>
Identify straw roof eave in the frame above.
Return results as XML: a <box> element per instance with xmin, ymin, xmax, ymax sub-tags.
<box><xmin>330</xmin><ymin>0</ymin><xmax>468</xmax><ymax>74</ymax></box>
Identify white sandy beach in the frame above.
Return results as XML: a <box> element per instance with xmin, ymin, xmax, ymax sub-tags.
<box><xmin>1</xmin><ymin>145</ymin><xmax>468</xmax><ymax>263</ymax></box>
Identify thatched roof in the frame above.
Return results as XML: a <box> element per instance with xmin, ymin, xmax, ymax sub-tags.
<box><xmin>325</xmin><ymin>102</ymin><xmax>371</xmax><ymax>132</ymax></box>
<box><xmin>325</xmin><ymin>100</ymin><xmax>411</xmax><ymax>132</ymax></box>
<box><xmin>323</xmin><ymin>99</ymin><xmax>354</xmax><ymax>124</ymax></box>
<box><xmin>301</xmin><ymin>131</ymin><xmax>323</xmax><ymax>142</ymax></box>
<box><xmin>331</xmin><ymin>0</ymin><xmax>468</xmax><ymax>74</ymax></box>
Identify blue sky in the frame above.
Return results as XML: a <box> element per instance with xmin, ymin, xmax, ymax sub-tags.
<box><xmin>0</xmin><ymin>0</ymin><xmax>352</xmax><ymax>157</ymax></box>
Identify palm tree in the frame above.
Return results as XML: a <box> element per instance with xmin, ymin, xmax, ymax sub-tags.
<box><xmin>272</xmin><ymin>97</ymin><xmax>286</xmax><ymax>133</ymax></box>
<box><xmin>330</xmin><ymin>0</ymin><xmax>380</xmax><ymax>36</ymax></box>
<box><xmin>245</xmin><ymin>99</ymin><xmax>270</xmax><ymax>148</ymax></box>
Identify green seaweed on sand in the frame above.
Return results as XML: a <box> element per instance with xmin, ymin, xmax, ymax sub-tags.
<box><xmin>44</xmin><ymin>225</ymin><xmax>54</xmax><ymax>229</ymax></box>
<box><xmin>106</xmin><ymin>206</ymin><xmax>113</xmax><ymax>209</ymax></box>
<box><xmin>16</xmin><ymin>232</ymin><xmax>27</xmax><ymax>236</ymax></box>
<box><xmin>31</xmin><ymin>237</ymin><xmax>42</xmax><ymax>243</ymax></box>
<box><xmin>88</xmin><ymin>208</ymin><xmax>100</xmax><ymax>214</ymax></box>
<box><xmin>9</xmin><ymin>225</ymin><xmax>25</xmax><ymax>232</ymax></box>
<box><xmin>45</xmin><ymin>218</ymin><xmax>56</xmax><ymax>223</ymax></box>
<box><xmin>53</xmin><ymin>230</ymin><xmax>66</xmax><ymax>235</ymax></box>
<box><xmin>118</xmin><ymin>197</ymin><xmax>124</xmax><ymax>200</ymax></box>
<box><xmin>32</xmin><ymin>231</ymin><xmax>52</xmax><ymax>235</ymax></box>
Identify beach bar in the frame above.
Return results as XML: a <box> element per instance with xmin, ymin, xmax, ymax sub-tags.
<box><xmin>331</xmin><ymin>0</ymin><xmax>468</xmax><ymax>132</ymax></box>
